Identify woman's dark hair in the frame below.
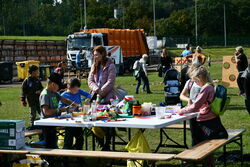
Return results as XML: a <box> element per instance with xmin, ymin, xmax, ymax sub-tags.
<box><xmin>58</xmin><ymin>61</ymin><xmax>66</xmax><ymax>67</ymax></box>
<box><xmin>93</xmin><ymin>45</ymin><xmax>108</xmax><ymax>74</ymax></box>
<box><xmin>67</xmin><ymin>78</ymin><xmax>81</xmax><ymax>88</ymax></box>
<box><xmin>28</xmin><ymin>65</ymin><xmax>38</xmax><ymax>74</ymax></box>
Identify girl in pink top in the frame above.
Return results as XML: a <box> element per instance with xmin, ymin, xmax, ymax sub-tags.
<box><xmin>179</xmin><ymin>66</ymin><xmax>228</xmax><ymax>167</ymax></box>
<box><xmin>178</xmin><ymin>66</ymin><xmax>228</xmax><ymax>166</ymax></box>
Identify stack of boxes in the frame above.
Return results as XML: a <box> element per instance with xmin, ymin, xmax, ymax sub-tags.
<box><xmin>0</xmin><ymin>120</ymin><xmax>25</xmax><ymax>150</ymax></box>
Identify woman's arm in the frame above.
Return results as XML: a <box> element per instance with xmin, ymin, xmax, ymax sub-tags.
<box><xmin>41</xmin><ymin>105</ymin><xmax>67</xmax><ymax>116</ymax></box>
<box><xmin>142</xmin><ymin>62</ymin><xmax>147</xmax><ymax>76</ymax></box>
<box><xmin>180</xmin><ymin>88</ymin><xmax>190</xmax><ymax>103</ymax></box>
<box><xmin>100</xmin><ymin>64</ymin><xmax>116</xmax><ymax>97</ymax></box>
<box><xmin>180</xmin><ymin>86</ymin><xmax>211</xmax><ymax>114</ymax></box>
<box><xmin>88</xmin><ymin>66</ymin><xmax>99</xmax><ymax>93</ymax></box>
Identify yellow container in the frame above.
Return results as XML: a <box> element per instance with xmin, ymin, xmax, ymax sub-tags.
<box><xmin>16</xmin><ymin>60</ymin><xmax>40</xmax><ymax>80</ymax></box>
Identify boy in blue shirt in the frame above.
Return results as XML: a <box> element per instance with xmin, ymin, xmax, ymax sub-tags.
<box><xmin>181</xmin><ymin>45</ymin><xmax>192</xmax><ymax>57</ymax></box>
<box><xmin>59</xmin><ymin>78</ymin><xmax>91</xmax><ymax>150</ymax></box>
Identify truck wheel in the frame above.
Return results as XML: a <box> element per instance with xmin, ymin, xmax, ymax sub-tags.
<box><xmin>127</xmin><ymin>59</ymin><xmax>134</xmax><ymax>72</ymax></box>
<box><xmin>118</xmin><ymin>64</ymin><xmax>124</xmax><ymax>75</ymax></box>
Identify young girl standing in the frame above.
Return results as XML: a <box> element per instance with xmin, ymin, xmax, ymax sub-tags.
<box><xmin>179</xmin><ymin>66</ymin><xmax>228</xmax><ymax>142</ymax></box>
<box><xmin>178</xmin><ymin>66</ymin><xmax>228</xmax><ymax>166</ymax></box>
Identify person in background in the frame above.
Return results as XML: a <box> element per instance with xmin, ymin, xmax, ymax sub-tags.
<box><xmin>39</xmin><ymin>72</ymin><xmax>78</xmax><ymax>149</ymax></box>
<box><xmin>59</xmin><ymin>78</ymin><xmax>91</xmax><ymax>150</ymax></box>
<box><xmin>208</xmin><ymin>54</ymin><xmax>211</xmax><ymax>67</ymax></box>
<box><xmin>178</xmin><ymin>66</ymin><xmax>228</xmax><ymax>166</ymax></box>
<box><xmin>76</xmin><ymin>49</ymin><xmax>82</xmax><ymax>70</ymax></box>
<box><xmin>54</xmin><ymin>61</ymin><xmax>66</xmax><ymax>82</ymax></box>
<box><xmin>242</xmin><ymin>65</ymin><xmax>250</xmax><ymax>113</ymax></box>
<box><xmin>20</xmin><ymin>65</ymin><xmax>43</xmax><ymax>129</ymax></box>
<box><xmin>181</xmin><ymin>45</ymin><xmax>192</xmax><ymax>57</ymax></box>
<box><xmin>134</xmin><ymin>54</ymin><xmax>152</xmax><ymax>94</ymax></box>
<box><xmin>235</xmin><ymin>46</ymin><xmax>248</xmax><ymax>96</ymax></box>
<box><xmin>186</xmin><ymin>46</ymin><xmax>206</xmax><ymax>65</ymax></box>
<box><xmin>88</xmin><ymin>45</ymin><xmax>116</xmax><ymax>104</ymax></box>
<box><xmin>158</xmin><ymin>48</ymin><xmax>173</xmax><ymax>77</ymax></box>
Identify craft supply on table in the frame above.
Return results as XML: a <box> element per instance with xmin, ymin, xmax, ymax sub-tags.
<box><xmin>156</xmin><ymin>107</ymin><xmax>166</xmax><ymax>119</ymax></box>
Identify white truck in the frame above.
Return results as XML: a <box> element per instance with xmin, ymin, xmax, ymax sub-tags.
<box><xmin>66</xmin><ymin>33</ymin><xmax>124</xmax><ymax>74</ymax></box>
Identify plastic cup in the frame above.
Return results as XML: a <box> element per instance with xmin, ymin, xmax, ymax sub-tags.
<box><xmin>155</xmin><ymin>107</ymin><xmax>165</xmax><ymax>119</ymax></box>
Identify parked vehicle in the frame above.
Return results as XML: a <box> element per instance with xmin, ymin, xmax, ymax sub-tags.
<box><xmin>66</xmin><ymin>28</ymin><xmax>149</xmax><ymax>74</ymax></box>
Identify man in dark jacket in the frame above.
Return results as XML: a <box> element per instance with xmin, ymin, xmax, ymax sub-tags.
<box><xmin>20</xmin><ymin>65</ymin><xmax>43</xmax><ymax>127</ymax></box>
<box><xmin>235</xmin><ymin>46</ymin><xmax>248</xmax><ymax>96</ymax></box>
<box><xmin>242</xmin><ymin>65</ymin><xmax>250</xmax><ymax>114</ymax></box>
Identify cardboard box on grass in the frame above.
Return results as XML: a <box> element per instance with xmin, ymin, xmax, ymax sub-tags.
<box><xmin>0</xmin><ymin>120</ymin><xmax>25</xmax><ymax>150</ymax></box>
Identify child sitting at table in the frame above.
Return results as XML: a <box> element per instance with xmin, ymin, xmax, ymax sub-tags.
<box><xmin>178</xmin><ymin>66</ymin><xmax>228</xmax><ymax>166</ymax></box>
<box><xmin>39</xmin><ymin>73</ymin><xmax>78</xmax><ymax>149</ymax></box>
<box><xmin>59</xmin><ymin>78</ymin><xmax>91</xmax><ymax>150</ymax></box>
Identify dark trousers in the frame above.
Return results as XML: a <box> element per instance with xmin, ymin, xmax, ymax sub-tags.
<box><xmin>43</xmin><ymin>127</ymin><xmax>57</xmax><ymax>149</ymax></box>
<box><xmin>189</xmin><ymin>118</ymin><xmax>199</xmax><ymax>146</ymax></box>
<box><xmin>237</xmin><ymin>73</ymin><xmax>245</xmax><ymax>94</ymax></box>
<box><xmin>63</xmin><ymin>127</ymin><xmax>83</xmax><ymax>150</ymax></box>
<box><xmin>244</xmin><ymin>76</ymin><xmax>250</xmax><ymax>114</ymax></box>
<box><xmin>136</xmin><ymin>72</ymin><xmax>151</xmax><ymax>93</ymax></box>
<box><xmin>30</xmin><ymin>104</ymin><xmax>41</xmax><ymax>126</ymax></box>
<box><xmin>190</xmin><ymin>117</ymin><xmax>228</xmax><ymax>146</ymax></box>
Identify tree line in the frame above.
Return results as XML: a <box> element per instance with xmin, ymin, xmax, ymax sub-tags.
<box><xmin>1</xmin><ymin>0</ymin><xmax>250</xmax><ymax>41</ymax></box>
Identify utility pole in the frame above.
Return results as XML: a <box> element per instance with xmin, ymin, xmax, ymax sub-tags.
<box><xmin>22</xmin><ymin>0</ymin><xmax>26</xmax><ymax>36</ymax></box>
<box><xmin>80</xmin><ymin>3</ymin><xmax>83</xmax><ymax>29</ymax></box>
<box><xmin>153</xmin><ymin>0</ymin><xmax>156</xmax><ymax>36</ymax></box>
<box><xmin>195</xmin><ymin>0</ymin><xmax>198</xmax><ymax>45</ymax></box>
<box><xmin>224</xmin><ymin>4</ymin><xmax>227</xmax><ymax>47</ymax></box>
<box><xmin>1</xmin><ymin>0</ymin><xmax>5</xmax><ymax>35</ymax></box>
<box><xmin>84</xmin><ymin>0</ymin><xmax>87</xmax><ymax>30</ymax></box>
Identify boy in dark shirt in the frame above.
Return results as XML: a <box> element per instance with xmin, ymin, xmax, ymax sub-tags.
<box><xmin>20</xmin><ymin>65</ymin><xmax>43</xmax><ymax>128</ymax></box>
<box><xmin>39</xmin><ymin>72</ymin><xmax>78</xmax><ymax>149</ymax></box>
<box><xmin>235</xmin><ymin>46</ymin><xmax>248</xmax><ymax>96</ymax></box>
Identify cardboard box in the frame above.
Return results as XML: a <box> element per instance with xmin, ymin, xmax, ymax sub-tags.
<box><xmin>0</xmin><ymin>137</ymin><xmax>25</xmax><ymax>150</ymax></box>
<box><xmin>0</xmin><ymin>120</ymin><xmax>25</xmax><ymax>139</ymax></box>
<box><xmin>0</xmin><ymin>120</ymin><xmax>25</xmax><ymax>150</ymax></box>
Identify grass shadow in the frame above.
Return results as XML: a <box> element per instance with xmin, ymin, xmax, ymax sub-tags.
<box><xmin>228</xmin><ymin>105</ymin><xmax>247</xmax><ymax>111</ymax></box>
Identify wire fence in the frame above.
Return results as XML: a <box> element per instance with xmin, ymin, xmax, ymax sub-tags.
<box><xmin>164</xmin><ymin>36</ymin><xmax>250</xmax><ymax>48</ymax></box>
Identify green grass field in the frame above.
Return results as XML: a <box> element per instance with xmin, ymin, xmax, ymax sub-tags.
<box><xmin>0</xmin><ymin>36</ymin><xmax>66</xmax><ymax>41</ymax></box>
<box><xmin>0</xmin><ymin>61</ymin><xmax>249</xmax><ymax>166</ymax></box>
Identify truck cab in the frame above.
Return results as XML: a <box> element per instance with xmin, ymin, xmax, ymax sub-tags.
<box><xmin>67</xmin><ymin>33</ymin><xmax>104</xmax><ymax>69</ymax></box>
<box><xmin>66</xmin><ymin>32</ymin><xmax>123</xmax><ymax>74</ymax></box>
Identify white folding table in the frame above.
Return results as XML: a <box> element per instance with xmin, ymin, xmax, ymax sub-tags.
<box><xmin>34</xmin><ymin>113</ymin><xmax>197</xmax><ymax>129</ymax></box>
<box><xmin>34</xmin><ymin>113</ymin><xmax>197</xmax><ymax>151</ymax></box>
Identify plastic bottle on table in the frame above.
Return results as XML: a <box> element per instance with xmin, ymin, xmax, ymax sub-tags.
<box><xmin>90</xmin><ymin>100</ymin><xmax>97</xmax><ymax>121</ymax></box>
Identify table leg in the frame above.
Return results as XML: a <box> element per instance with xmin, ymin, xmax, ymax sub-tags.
<box><xmin>155</xmin><ymin>129</ymin><xmax>163</xmax><ymax>153</ymax></box>
<box><xmin>92</xmin><ymin>132</ymin><xmax>95</xmax><ymax>151</ymax></box>
<box><xmin>240</xmin><ymin>135</ymin><xmax>243</xmax><ymax>167</ymax></box>
<box><xmin>112</xmin><ymin>132</ymin><xmax>116</xmax><ymax>151</ymax></box>
<box><xmin>183</xmin><ymin>121</ymin><xmax>188</xmax><ymax>148</ymax></box>
<box><xmin>223</xmin><ymin>145</ymin><xmax>227</xmax><ymax>167</ymax></box>
<box><xmin>83</xmin><ymin>128</ymin><xmax>89</xmax><ymax>150</ymax></box>
<box><xmin>128</xmin><ymin>128</ymin><xmax>131</xmax><ymax>141</ymax></box>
